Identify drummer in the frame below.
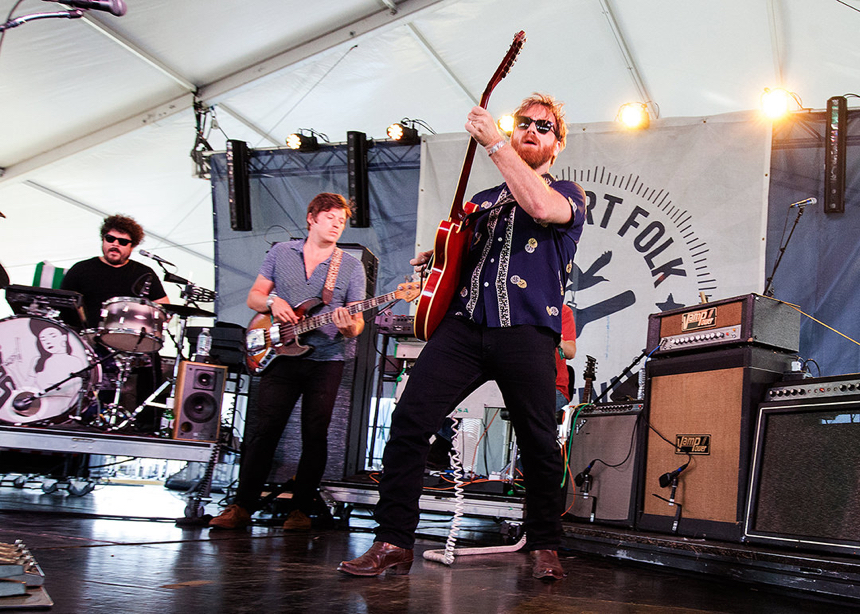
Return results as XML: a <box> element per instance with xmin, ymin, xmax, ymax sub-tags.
<box><xmin>61</xmin><ymin>214</ymin><xmax>169</xmax><ymax>328</ymax></box>
<box><xmin>61</xmin><ymin>214</ymin><xmax>170</xmax><ymax>431</ymax></box>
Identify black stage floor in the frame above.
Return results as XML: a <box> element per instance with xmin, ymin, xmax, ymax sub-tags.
<box><xmin>1</xmin><ymin>483</ymin><xmax>858</xmax><ymax>613</ymax></box>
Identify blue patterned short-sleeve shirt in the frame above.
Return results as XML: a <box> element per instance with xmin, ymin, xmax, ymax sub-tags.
<box><xmin>259</xmin><ymin>240</ymin><xmax>367</xmax><ymax>361</ymax></box>
<box><xmin>447</xmin><ymin>175</ymin><xmax>586</xmax><ymax>334</ymax></box>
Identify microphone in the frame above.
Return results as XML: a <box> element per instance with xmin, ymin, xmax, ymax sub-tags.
<box><xmin>139</xmin><ymin>250</ymin><xmax>176</xmax><ymax>267</ymax></box>
<box><xmin>789</xmin><ymin>197</ymin><xmax>816</xmax><ymax>209</ymax></box>
<box><xmin>659</xmin><ymin>463</ymin><xmax>689</xmax><ymax>488</ymax></box>
<box><xmin>574</xmin><ymin>462</ymin><xmax>594</xmax><ymax>487</ymax></box>
<box><xmin>12</xmin><ymin>393</ymin><xmax>35</xmax><ymax>412</ymax></box>
<box><xmin>44</xmin><ymin>0</ymin><xmax>127</xmax><ymax>16</ymax></box>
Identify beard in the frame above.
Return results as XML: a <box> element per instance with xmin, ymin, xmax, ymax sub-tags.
<box><xmin>103</xmin><ymin>248</ymin><xmax>128</xmax><ymax>266</ymax></box>
<box><xmin>513</xmin><ymin>138</ymin><xmax>555</xmax><ymax>170</ymax></box>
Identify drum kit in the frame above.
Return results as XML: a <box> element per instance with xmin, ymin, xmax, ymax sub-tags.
<box><xmin>0</xmin><ymin>282</ymin><xmax>215</xmax><ymax>433</ymax></box>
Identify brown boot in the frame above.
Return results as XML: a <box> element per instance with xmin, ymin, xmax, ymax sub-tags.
<box><xmin>530</xmin><ymin>549</ymin><xmax>566</xmax><ymax>580</ymax></box>
<box><xmin>208</xmin><ymin>504</ymin><xmax>251</xmax><ymax>530</ymax></box>
<box><xmin>337</xmin><ymin>542</ymin><xmax>414</xmax><ymax>576</ymax></box>
<box><xmin>282</xmin><ymin>510</ymin><xmax>312</xmax><ymax>531</ymax></box>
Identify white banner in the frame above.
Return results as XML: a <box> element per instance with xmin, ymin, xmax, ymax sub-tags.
<box><xmin>417</xmin><ymin>111</ymin><xmax>772</xmax><ymax>398</ymax></box>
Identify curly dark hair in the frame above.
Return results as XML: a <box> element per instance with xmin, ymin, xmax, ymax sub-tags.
<box><xmin>100</xmin><ymin>214</ymin><xmax>145</xmax><ymax>247</ymax></box>
<box><xmin>306</xmin><ymin>193</ymin><xmax>353</xmax><ymax>230</ymax></box>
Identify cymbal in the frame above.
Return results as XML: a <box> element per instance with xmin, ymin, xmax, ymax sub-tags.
<box><xmin>161</xmin><ymin>303</ymin><xmax>216</xmax><ymax>318</ymax></box>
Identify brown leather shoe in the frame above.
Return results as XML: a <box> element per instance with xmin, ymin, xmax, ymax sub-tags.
<box><xmin>530</xmin><ymin>549</ymin><xmax>566</xmax><ymax>580</ymax></box>
<box><xmin>208</xmin><ymin>504</ymin><xmax>251</xmax><ymax>530</ymax></box>
<box><xmin>337</xmin><ymin>541</ymin><xmax>414</xmax><ymax>576</ymax></box>
<box><xmin>282</xmin><ymin>510</ymin><xmax>312</xmax><ymax>531</ymax></box>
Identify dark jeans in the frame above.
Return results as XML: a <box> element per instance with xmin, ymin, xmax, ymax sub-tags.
<box><xmin>236</xmin><ymin>358</ymin><xmax>344</xmax><ymax>513</ymax></box>
<box><xmin>374</xmin><ymin>316</ymin><xmax>563</xmax><ymax>551</ymax></box>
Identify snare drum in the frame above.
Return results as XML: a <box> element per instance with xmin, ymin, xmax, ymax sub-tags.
<box><xmin>98</xmin><ymin>297</ymin><xmax>165</xmax><ymax>353</ymax></box>
<box><xmin>0</xmin><ymin>316</ymin><xmax>101</xmax><ymax>425</ymax></box>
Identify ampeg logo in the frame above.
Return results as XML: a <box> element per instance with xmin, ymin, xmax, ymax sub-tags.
<box><xmin>681</xmin><ymin>308</ymin><xmax>717</xmax><ymax>332</ymax></box>
<box><xmin>675</xmin><ymin>434</ymin><xmax>711</xmax><ymax>455</ymax></box>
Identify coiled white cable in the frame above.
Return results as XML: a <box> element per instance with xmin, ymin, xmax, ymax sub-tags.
<box><xmin>423</xmin><ymin>416</ymin><xmax>527</xmax><ymax>564</ymax></box>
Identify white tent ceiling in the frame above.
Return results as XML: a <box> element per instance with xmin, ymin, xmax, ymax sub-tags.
<box><xmin>1</xmin><ymin>0</ymin><xmax>859</xmax><ymax>316</ymax></box>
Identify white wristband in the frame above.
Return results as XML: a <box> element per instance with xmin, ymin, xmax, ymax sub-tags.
<box><xmin>486</xmin><ymin>140</ymin><xmax>505</xmax><ymax>156</ymax></box>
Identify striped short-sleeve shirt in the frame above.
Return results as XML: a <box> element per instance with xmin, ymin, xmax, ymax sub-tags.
<box><xmin>259</xmin><ymin>239</ymin><xmax>367</xmax><ymax>361</ymax></box>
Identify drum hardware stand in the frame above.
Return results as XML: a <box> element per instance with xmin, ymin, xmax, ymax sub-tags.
<box><xmin>117</xmin><ymin>269</ymin><xmax>217</xmax><ymax>435</ymax></box>
<box><xmin>97</xmin><ymin>352</ymin><xmax>140</xmax><ymax>431</ymax></box>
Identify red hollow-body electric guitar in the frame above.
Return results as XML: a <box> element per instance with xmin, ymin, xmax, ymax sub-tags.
<box><xmin>413</xmin><ymin>31</ymin><xmax>526</xmax><ymax>341</ymax></box>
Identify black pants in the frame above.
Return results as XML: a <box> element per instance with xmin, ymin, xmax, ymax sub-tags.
<box><xmin>236</xmin><ymin>358</ymin><xmax>344</xmax><ymax>513</ymax></box>
<box><xmin>374</xmin><ymin>316</ymin><xmax>563</xmax><ymax>551</ymax></box>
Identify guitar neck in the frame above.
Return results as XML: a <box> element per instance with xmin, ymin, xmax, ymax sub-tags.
<box><xmin>448</xmin><ymin>31</ymin><xmax>524</xmax><ymax>222</ymax></box>
<box><xmin>582</xmin><ymin>380</ymin><xmax>594</xmax><ymax>405</ymax></box>
<box><xmin>294</xmin><ymin>290</ymin><xmax>399</xmax><ymax>335</ymax></box>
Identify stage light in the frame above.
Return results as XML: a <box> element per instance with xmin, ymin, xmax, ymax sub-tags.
<box><xmin>497</xmin><ymin>114</ymin><xmax>515</xmax><ymax>136</ymax></box>
<box><xmin>760</xmin><ymin>88</ymin><xmax>802</xmax><ymax>120</ymax></box>
<box><xmin>387</xmin><ymin>122</ymin><xmax>420</xmax><ymax>144</ymax></box>
<box><xmin>286</xmin><ymin>131</ymin><xmax>319</xmax><ymax>151</ymax></box>
<box><xmin>617</xmin><ymin>102</ymin><xmax>650</xmax><ymax>129</ymax></box>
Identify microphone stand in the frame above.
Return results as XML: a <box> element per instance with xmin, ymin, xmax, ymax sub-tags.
<box><xmin>0</xmin><ymin>9</ymin><xmax>83</xmax><ymax>32</ymax></box>
<box><xmin>763</xmin><ymin>205</ymin><xmax>805</xmax><ymax>297</ymax></box>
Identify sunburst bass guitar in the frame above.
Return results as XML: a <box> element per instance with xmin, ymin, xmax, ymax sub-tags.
<box><xmin>245</xmin><ymin>281</ymin><xmax>420</xmax><ymax>374</ymax></box>
<box><xmin>413</xmin><ymin>30</ymin><xmax>526</xmax><ymax>341</ymax></box>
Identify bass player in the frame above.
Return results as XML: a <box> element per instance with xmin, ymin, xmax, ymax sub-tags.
<box><xmin>339</xmin><ymin>94</ymin><xmax>586</xmax><ymax>580</ymax></box>
<box><xmin>210</xmin><ymin>193</ymin><xmax>366</xmax><ymax>531</ymax></box>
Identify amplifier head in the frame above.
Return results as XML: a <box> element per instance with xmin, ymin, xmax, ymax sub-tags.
<box><xmin>646</xmin><ymin>294</ymin><xmax>799</xmax><ymax>356</ymax></box>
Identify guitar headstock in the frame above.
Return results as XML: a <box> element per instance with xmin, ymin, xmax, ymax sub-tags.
<box><xmin>583</xmin><ymin>355</ymin><xmax>597</xmax><ymax>380</ymax></box>
<box><xmin>395</xmin><ymin>281</ymin><xmax>422</xmax><ymax>303</ymax></box>
<box><xmin>480</xmin><ymin>30</ymin><xmax>526</xmax><ymax>107</ymax></box>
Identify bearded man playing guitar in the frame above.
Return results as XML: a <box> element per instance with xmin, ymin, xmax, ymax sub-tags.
<box><xmin>210</xmin><ymin>193</ymin><xmax>366</xmax><ymax>531</ymax></box>
<box><xmin>339</xmin><ymin>94</ymin><xmax>586</xmax><ymax>580</ymax></box>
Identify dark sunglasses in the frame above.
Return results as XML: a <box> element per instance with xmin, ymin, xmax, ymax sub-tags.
<box><xmin>514</xmin><ymin>115</ymin><xmax>557</xmax><ymax>136</ymax></box>
<box><xmin>103</xmin><ymin>233</ymin><xmax>132</xmax><ymax>247</ymax></box>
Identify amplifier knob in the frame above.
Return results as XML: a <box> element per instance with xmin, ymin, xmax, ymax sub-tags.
<box><xmin>840</xmin><ymin>384</ymin><xmax>848</xmax><ymax>392</ymax></box>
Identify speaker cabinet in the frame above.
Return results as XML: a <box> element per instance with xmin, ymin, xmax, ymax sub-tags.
<box><xmin>745</xmin><ymin>394</ymin><xmax>860</xmax><ymax>556</ymax></box>
<box><xmin>227</xmin><ymin>139</ymin><xmax>251</xmax><ymax>231</ymax></box>
<box><xmin>638</xmin><ymin>347</ymin><xmax>792</xmax><ymax>541</ymax></box>
<box><xmin>245</xmin><ymin>244</ymin><xmax>379</xmax><ymax>482</ymax></box>
<box><xmin>565</xmin><ymin>403</ymin><xmax>644</xmax><ymax>527</ymax></box>
<box><xmin>173</xmin><ymin>361</ymin><xmax>227</xmax><ymax>442</ymax></box>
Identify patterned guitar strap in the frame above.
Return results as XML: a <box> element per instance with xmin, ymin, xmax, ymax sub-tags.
<box><xmin>321</xmin><ymin>247</ymin><xmax>343</xmax><ymax>306</ymax></box>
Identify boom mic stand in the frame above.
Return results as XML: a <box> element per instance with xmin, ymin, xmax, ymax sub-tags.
<box><xmin>0</xmin><ymin>9</ymin><xmax>83</xmax><ymax>32</ymax></box>
<box><xmin>764</xmin><ymin>203</ymin><xmax>806</xmax><ymax>297</ymax></box>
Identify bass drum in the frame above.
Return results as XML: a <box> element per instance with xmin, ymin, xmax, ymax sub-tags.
<box><xmin>0</xmin><ymin>316</ymin><xmax>101</xmax><ymax>425</ymax></box>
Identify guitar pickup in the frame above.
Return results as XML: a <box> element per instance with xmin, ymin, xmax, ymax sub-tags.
<box><xmin>246</xmin><ymin>328</ymin><xmax>268</xmax><ymax>353</ymax></box>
